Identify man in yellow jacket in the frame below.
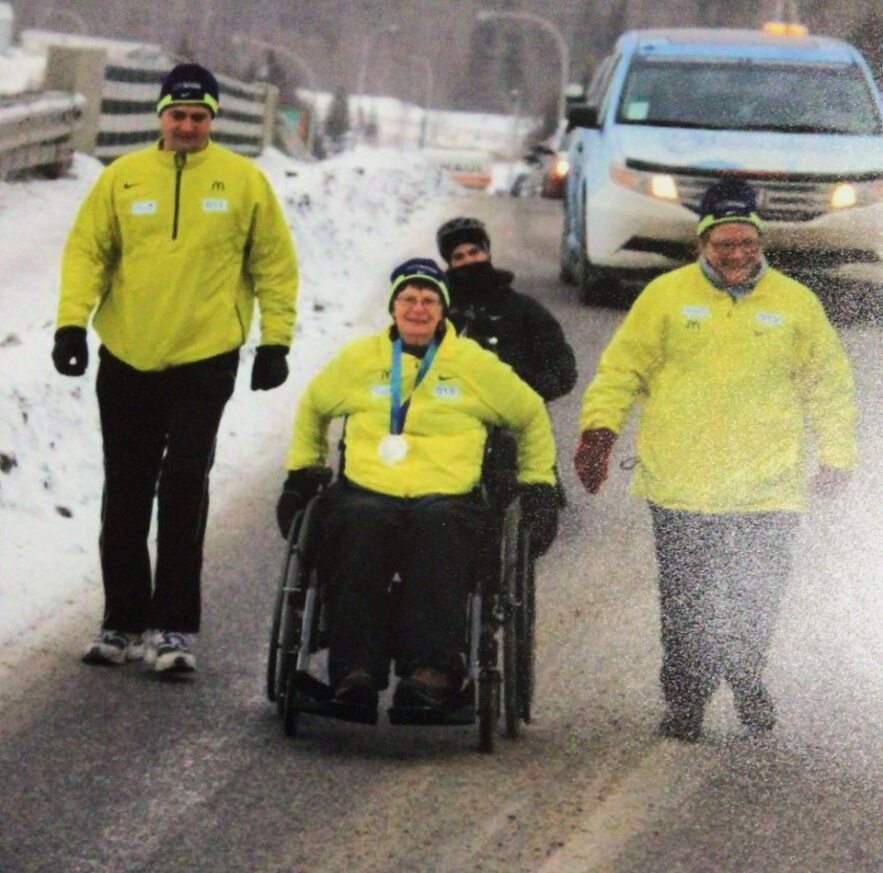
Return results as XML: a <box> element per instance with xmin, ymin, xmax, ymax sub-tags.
<box><xmin>53</xmin><ymin>63</ymin><xmax>299</xmax><ymax>673</ymax></box>
<box><xmin>574</xmin><ymin>179</ymin><xmax>856</xmax><ymax>741</ymax></box>
<box><xmin>276</xmin><ymin>258</ymin><xmax>557</xmax><ymax>711</ymax></box>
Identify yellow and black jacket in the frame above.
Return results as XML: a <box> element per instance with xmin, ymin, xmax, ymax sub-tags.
<box><xmin>57</xmin><ymin>140</ymin><xmax>298</xmax><ymax>371</ymax></box>
<box><xmin>286</xmin><ymin>324</ymin><xmax>557</xmax><ymax>497</ymax></box>
<box><xmin>579</xmin><ymin>263</ymin><xmax>857</xmax><ymax>512</ymax></box>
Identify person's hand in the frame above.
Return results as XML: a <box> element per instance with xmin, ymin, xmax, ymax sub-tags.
<box><xmin>573</xmin><ymin>428</ymin><xmax>617</xmax><ymax>493</ymax></box>
<box><xmin>811</xmin><ymin>465</ymin><xmax>851</xmax><ymax>497</ymax></box>
<box><xmin>276</xmin><ymin>467</ymin><xmax>330</xmax><ymax>537</ymax></box>
<box><xmin>251</xmin><ymin>345</ymin><xmax>289</xmax><ymax>391</ymax></box>
<box><xmin>520</xmin><ymin>482</ymin><xmax>559</xmax><ymax>556</ymax></box>
<box><xmin>52</xmin><ymin>326</ymin><xmax>88</xmax><ymax>376</ymax></box>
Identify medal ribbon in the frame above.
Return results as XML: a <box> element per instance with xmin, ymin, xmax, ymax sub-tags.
<box><xmin>390</xmin><ymin>337</ymin><xmax>438</xmax><ymax>435</ymax></box>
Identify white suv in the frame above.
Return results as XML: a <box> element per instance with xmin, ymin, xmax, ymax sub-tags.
<box><xmin>561</xmin><ymin>28</ymin><xmax>883</xmax><ymax>304</ymax></box>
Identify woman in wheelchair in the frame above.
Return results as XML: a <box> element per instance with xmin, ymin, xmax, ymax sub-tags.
<box><xmin>275</xmin><ymin>257</ymin><xmax>558</xmax><ymax>713</ymax></box>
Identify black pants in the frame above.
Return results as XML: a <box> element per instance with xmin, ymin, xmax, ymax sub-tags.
<box><xmin>316</xmin><ymin>481</ymin><xmax>491</xmax><ymax>689</ymax></box>
<box><xmin>649</xmin><ymin>504</ymin><xmax>799</xmax><ymax>712</ymax></box>
<box><xmin>95</xmin><ymin>347</ymin><xmax>238</xmax><ymax>633</ymax></box>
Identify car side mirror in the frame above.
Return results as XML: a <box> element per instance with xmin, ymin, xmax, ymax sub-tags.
<box><xmin>566</xmin><ymin>104</ymin><xmax>600</xmax><ymax>132</ymax></box>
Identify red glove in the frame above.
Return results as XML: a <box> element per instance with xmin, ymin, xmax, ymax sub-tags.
<box><xmin>574</xmin><ymin>428</ymin><xmax>617</xmax><ymax>494</ymax></box>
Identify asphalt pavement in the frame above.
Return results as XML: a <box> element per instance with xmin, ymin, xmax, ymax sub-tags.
<box><xmin>0</xmin><ymin>195</ymin><xmax>879</xmax><ymax>873</ymax></box>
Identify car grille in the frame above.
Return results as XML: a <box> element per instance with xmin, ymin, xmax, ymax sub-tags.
<box><xmin>623</xmin><ymin>235</ymin><xmax>879</xmax><ymax>267</ymax></box>
<box><xmin>675</xmin><ymin>174</ymin><xmax>833</xmax><ymax>222</ymax></box>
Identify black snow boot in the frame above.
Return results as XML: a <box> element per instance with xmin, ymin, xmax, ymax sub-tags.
<box><xmin>657</xmin><ymin>703</ymin><xmax>704</xmax><ymax>743</ymax></box>
<box><xmin>732</xmin><ymin>681</ymin><xmax>775</xmax><ymax>735</ymax></box>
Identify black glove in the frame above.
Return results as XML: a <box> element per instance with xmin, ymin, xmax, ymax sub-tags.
<box><xmin>52</xmin><ymin>326</ymin><xmax>88</xmax><ymax>376</ymax></box>
<box><xmin>251</xmin><ymin>344</ymin><xmax>289</xmax><ymax>391</ymax></box>
<box><xmin>276</xmin><ymin>466</ymin><xmax>330</xmax><ymax>537</ymax></box>
<box><xmin>520</xmin><ymin>482</ymin><xmax>559</xmax><ymax>557</ymax></box>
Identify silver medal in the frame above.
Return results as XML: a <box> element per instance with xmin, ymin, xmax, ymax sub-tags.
<box><xmin>378</xmin><ymin>434</ymin><xmax>409</xmax><ymax>464</ymax></box>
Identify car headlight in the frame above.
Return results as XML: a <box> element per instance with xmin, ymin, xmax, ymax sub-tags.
<box><xmin>830</xmin><ymin>183</ymin><xmax>858</xmax><ymax>209</ymax></box>
<box><xmin>550</xmin><ymin>156</ymin><xmax>570</xmax><ymax>180</ymax></box>
<box><xmin>830</xmin><ymin>179</ymin><xmax>883</xmax><ymax>209</ymax></box>
<box><xmin>609</xmin><ymin>162</ymin><xmax>679</xmax><ymax>201</ymax></box>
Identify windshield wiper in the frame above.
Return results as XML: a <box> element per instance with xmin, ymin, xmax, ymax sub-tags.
<box><xmin>620</xmin><ymin>118</ymin><xmax>864</xmax><ymax>134</ymax></box>
<box><xmin>619</xmin><ymin>119</ymin><xmax>733</xmax><ymax>130</ymax></box>
<box><xmin>738</xmin><ymin>122</ymin><xmax>855</xmax><ymax>134</ymax></box>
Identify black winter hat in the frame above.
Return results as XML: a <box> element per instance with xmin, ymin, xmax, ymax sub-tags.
<box><xmin>436</xmin><ymin>216</ymin><xmax>491</xmax><ymax>263</ymax></box>
<box><xmin>157</xmin><ymin>63</ymin><xmax>220</xmax><ymax>117</ymax></box>
<box><xmin>697</xmin><ymin>178</ymin><xmax>764</xmax><ymax>235</ymax></box>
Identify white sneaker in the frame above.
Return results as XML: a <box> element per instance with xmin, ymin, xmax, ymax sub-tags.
<box><xmin>144</xmin><ymin>630</ymin><xmax>197</xmax><ymax>674</ymax></box>
<box><xmin>82</xmin><ymin>630</ymin><xmax>145</xmax><ymax>666</ymax></box>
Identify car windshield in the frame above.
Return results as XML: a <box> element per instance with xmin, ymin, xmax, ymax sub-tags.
<box><xmin>616</xmin><ymin>58</ymin><xmax>882</xmax><ymax>135</ymax></box>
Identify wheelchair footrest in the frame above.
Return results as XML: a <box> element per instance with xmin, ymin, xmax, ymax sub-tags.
<box><xmin>289</xmin><ymin>672</ymin><xmax>379</xmax><ymax>725</ymax></box>
<box><xmin>388</xmin><ymin>685</ymin><xmax>476</xmax><ymax>726</ymax></box>
<box><xmin>387</xmin><ymin>703</ymin><xmax>475</xmax><ymax>726</ymax></box>
<box><xmin>294</xmin><ymin>696</ymin><xmax>380</xmax><ymax>725</ymax></box>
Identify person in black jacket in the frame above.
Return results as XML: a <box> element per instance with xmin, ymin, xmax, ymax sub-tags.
<box><xmin>437</xmin><ymin>216</ymin><xmax>576</xmax><ymax>525</ymax></box>
<box><xmin>436</xmin><ymin>216</ymin><xmax>577</xmax><ymax>402</ymax></box>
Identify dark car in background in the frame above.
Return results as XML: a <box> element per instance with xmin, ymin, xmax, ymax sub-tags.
<box><xmin>540</xmin><ymin>129</ymin><xmax>571</xmax><ymax>199</ymax></box>
<box><xmin>510</xmin><ymin>126</ymin><xmax>571</xmax><ymax>199</ymax></box>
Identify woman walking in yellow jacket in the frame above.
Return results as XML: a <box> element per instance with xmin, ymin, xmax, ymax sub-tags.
<box><xmin>574</xmin><ymin>179</ymin><xmax>856</xmax><ymax>741</ymax></box>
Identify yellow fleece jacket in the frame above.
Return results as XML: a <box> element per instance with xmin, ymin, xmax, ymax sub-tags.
<box><xmin>579</xmin><ymin>263</ymin><xmax>857</xmax><ymax>512</ymax></box>
<box><xmin>286</xmin><ymin>325</ymin><xmax>557</xmax><ymax>497</ymax></box>
<box><xmin>57</xmin><ymin>140</ymin><xmax>298</xmax><ymax>370</ymax></box>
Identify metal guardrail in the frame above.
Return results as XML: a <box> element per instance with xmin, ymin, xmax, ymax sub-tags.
<box><xmin>0</xmin><ymin>90</ymin><xmax>84</xmax><ymax>179</ymax></box>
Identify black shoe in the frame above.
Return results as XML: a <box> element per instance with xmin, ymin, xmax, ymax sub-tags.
<box><xmin>393</xmin><ymin>667</ymin><xmax>454</xmax><ymax>710</ymax></box>
<box><xmin>334</xmin><ymin>669</ymin><xmax>378</xmax><ymax>708</ymax></box>
<box><xmin>733</xmin><ymin>683</ymin><xmax>775</xmax><ymax>735</ymax></box>
<box><xmin>657</xmin><ymin>705</ymin><xmax>703</xmax><ymax>743</ymax></box>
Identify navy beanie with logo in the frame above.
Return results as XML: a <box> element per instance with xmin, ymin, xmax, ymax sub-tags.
<box><xmin>697</xmin><ymin>178</ymin><xmax>764</xmax><ymax>235</ymax></box>
<box><xmin>157</xmin><ymin>63</ymin><xmax>220</xmax><ymax>117</ymax></box>
<box><xmin>388</xmin><ymin>257</ymin><xmax>450</xmax><ymax>312</ymax></box>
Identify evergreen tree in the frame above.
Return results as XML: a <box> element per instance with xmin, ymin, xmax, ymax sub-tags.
<box><xmin>324</xmin><ymin>88</ymin><xmax>351</xmax><ymax>147</ymax></box>
<box><xmin>848</xmin><ymin>11</ymin><xmax>883</xmax><ymax>82</ymax></box>
<box><xmin>454</xmin><ymin>21</ymin><xmax>499</xmax><ymax>111</ymax></box>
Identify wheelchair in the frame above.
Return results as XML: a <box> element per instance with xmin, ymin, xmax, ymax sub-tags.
<box><xmin>265</xmin><ymin>436</ymin><xmax>537</xmax><ymax>753</ymax></box>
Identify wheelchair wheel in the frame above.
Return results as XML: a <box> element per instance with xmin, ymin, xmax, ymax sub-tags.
<box><xmin>478</xmin><ymin>670</ymin><xmax>500</xmax><ymax>753</ymax></box>
<box><xmin>282</xmin><ymin>669</ymin><xmax>300</xmax><ymax>737</ymax></box>
<box><xmin>266</xmin><ymin>512</ymin><xmax>308</xmax><ymax>703</ymax></box>
<box><xmin>500</xmin><ymin>501</ymin><xmax>522</xmax><ymax>739</ymax></box>
<box><xmin>516</xmin><ymin>528</ymin><xmax>536</xmax><ymax>724</ymax></box>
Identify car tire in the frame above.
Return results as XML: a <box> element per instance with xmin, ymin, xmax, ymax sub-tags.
<box><xmin>577</xmin><ymin>204</ymin><xmax>612</xmax><ymax>305</ymax></box>
<box><xmin>558</xmin><ymin>211</ymin><xmax>577</xmax><ymax>285</ymax></box>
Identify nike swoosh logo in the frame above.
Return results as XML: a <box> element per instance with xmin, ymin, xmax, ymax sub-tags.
<box><xmin>123</xmin><ymin>182</ymin><xmax>139</xmax><ymax>189</ymax></box>
<box><xmin>438</xmin><ymin>375</ymin><xmax>455</xmax><ymax>381</ymax></box>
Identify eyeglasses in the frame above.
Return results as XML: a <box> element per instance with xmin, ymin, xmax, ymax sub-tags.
<box><xmin>395</xmin><ymin>294</ymin><xmax>442</xmax><ymax>309</ymax></box>
<box><xmin>706</xmin><ymin>239</ymin><xmax>761</xmax><ymax>254</ymax></box>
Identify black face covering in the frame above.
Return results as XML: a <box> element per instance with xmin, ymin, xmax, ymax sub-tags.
<box><xmin>447</xmin><ymin>260</ymin><xmax>496</xmax><ymax>297</ymax></box>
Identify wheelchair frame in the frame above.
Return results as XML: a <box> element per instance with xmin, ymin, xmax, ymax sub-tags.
<box><xmin>266</xmin><ymin>477</ymin><xmax>536</xmax><ymax>753</ymax></box>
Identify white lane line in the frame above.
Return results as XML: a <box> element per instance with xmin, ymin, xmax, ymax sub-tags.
<box><xmin>540</xmin><ymin>741</ymin><xmax>718</xmax><ymax>873</ymax></box>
